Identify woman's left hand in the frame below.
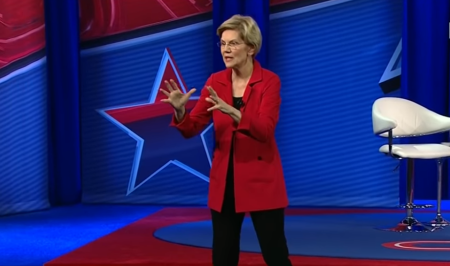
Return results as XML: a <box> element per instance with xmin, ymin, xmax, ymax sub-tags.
<box><xmin>205</xmin><ymin>86</ymin><xmax>233</xmax><ymax>114</ymax></box>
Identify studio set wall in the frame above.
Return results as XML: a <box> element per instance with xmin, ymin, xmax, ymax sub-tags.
<box><xmin>78</xmin><ymin>0</ymin><xmax>403</xmax><ymax>208</ymax></box>
<box><xmin>0</xmin><ymin>0</ymin><xmax>49</xmax><ymax>215</ymax></box>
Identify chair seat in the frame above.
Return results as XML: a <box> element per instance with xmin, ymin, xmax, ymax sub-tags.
<box><xmin>379</xmin><ymin>144</ymin><xmax>450</xmax><ymax>159</ymax></box>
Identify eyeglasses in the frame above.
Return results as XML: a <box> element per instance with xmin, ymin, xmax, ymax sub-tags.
<box><xmin>217</xmin><ymin>41</ymin><xmax>242</xmax><ymax>50</ymax></box>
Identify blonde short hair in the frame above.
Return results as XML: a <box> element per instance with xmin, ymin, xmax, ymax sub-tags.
<box><xmin>216</xmin><ymin>15</ymin><xmax>262</xmax><ymax>57</ymax></box>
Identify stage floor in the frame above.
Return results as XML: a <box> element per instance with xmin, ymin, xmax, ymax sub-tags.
<box><xmin>155</xmin><ymin>212</ymin><xmax>450</xmax><ymax>261</ymax></box>
<box><xmin>45</xmin><ymin>207</ymin><xmax>450</xmax><ymax>266</ymax></box>
<box><xmin>2</xmin><ymin>204</ymin><xmax>450</xmax><ymax>266</ymax></box>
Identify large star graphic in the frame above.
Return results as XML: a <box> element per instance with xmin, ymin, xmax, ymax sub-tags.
<box><xmin>97</xmin><ymin>48</ymin><xmax>213</xmax><ymax>195</ymax></box>
<box><xmin>381</xmin><ymin>31</ymin><xmax>450</xmax><ymax>93</ymax></box>
<box><xmin>379</xmin><ymin>39</ymin><xmax>401</xmax><ymax>94</ymax></box>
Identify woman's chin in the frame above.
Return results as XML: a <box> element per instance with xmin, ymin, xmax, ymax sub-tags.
<box><xmin>223</xmin><ymin>59</ymin><xmax>235</xmax><ymax>67</ymax></box>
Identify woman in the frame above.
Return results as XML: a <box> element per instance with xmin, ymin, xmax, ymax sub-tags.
<box><xmin>160</xmin><ymin>15</ymin><xmax>292</xmax><ymax>266</ymax></box>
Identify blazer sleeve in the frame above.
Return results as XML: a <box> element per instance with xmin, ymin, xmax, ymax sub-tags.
<box><xmin>236</xmin><ymin>75</ymin><xmax>281</xmax><ymax>142</ymax></box>
<box><xmin>170</xmin><ymin>75</ymin><xmax>214</xmax><ymax>138</ymax></box>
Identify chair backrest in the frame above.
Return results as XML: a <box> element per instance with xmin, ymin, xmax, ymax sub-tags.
<box><xmin>372</xmin><ymin>97</ymin><xmax>450</xmax><ymax>138</ymax></box>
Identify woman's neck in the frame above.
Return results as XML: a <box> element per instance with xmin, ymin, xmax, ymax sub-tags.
<box><xmin>232</xmin><ymin>59</ymin><xmax>253</xmax><ymax>81</ymax></box>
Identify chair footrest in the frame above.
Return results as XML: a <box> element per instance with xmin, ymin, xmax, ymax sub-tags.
<box><xmin>400</xmin><ymin>203</ymin><xmax>433</xmax><ymax>209</ymax></box>
<box><xmin>424</xmin><ymin>215</ymin><xmax>450</xmax><ymax>227</ymax></box>
<box><xmin>375</xmin><ymin>217</ymin><xmax>435</xmax><ymax>232</ymax></box>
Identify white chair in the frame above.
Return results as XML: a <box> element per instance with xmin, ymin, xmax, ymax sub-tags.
<box><xmin>372</xmin><ymin>97</ymin><xmax>450</xmax><ymax>232</ymax></box>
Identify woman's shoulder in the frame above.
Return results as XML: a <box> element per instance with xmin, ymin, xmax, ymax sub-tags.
<box><xmin>207</xmin><ymin>64</ymin><xmax>280</xmax><ymax>83</ymax></box>
<box><xmin>261</xmin><ymin>67</ymin><xmax>281</xmax><ymax>84</ymax></box>
<box><xmin>212</xmin><ymin>67</ymin><xmax>231</xmax><ymax>77</ymax></box>
<box><xmin>260</xmin><ymin>65</ymin><xmax>279</xmax><ymax>76</ymax></box>
<box><xmin>208</xmin><ymin>68</ymin><xmax>232</xmax><ymax>84</ymax></box>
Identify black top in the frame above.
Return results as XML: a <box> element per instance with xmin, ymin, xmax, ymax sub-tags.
<box><xmin>232</xmin><ymin>97</ymin><xmax>244</xmax><ymax>110</ymax></box>
<box><xmin>222</xmin><ymin>97</ymin><xmax>243</xmax><ymax>213</ymax></box>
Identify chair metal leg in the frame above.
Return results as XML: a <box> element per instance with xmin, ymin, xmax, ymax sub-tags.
<box><xmin>377</xmin><ymin>158</ymin><xmax>434</xmax><ymax>232</ymax></box>
<box><xmin>425</xmin><ymin>159</ymin><xmax>450</xmax><ymax>228</ymax></box>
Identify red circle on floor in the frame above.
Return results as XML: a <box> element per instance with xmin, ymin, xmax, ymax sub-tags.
<box><xmin>383</xmin><ymin>241</ymin><xmax>450</xmax><ymax>251</ymax></box>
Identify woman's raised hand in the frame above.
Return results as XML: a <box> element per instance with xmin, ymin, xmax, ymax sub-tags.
<box><xmin>160</xmin><ymin>79</ymin><xmax>196</xmax><ymax>111</ymax></box>
<box><xmin>205</xmin><ymin>86</ymin><xmax>233</xmax><ymax>114</ymax></box>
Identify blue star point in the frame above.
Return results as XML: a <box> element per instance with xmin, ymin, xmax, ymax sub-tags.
<box><xmin>98</xmin><ymin>48</ymin><xmax>212</xmax><ymax>195</ymax></box>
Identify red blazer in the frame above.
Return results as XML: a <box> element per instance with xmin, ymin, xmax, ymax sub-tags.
<box><xmin>171</xmin><ymin>61</ymin><xmax>288</xmax><ymax>213</ymax></box>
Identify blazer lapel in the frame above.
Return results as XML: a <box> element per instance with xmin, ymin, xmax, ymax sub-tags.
<box><xmin>215</xmin><ymin>68</ymin><xmax>233</xmax><ymax>106</ymax></box>
<box><xmin>242</xmin><ymin>60</ymin><xmax>263</xmax><ymax>109</ymax></box>
<box><xmin>215</xmin><ymin>60</ymin><xmax>263</xmax><ymax>108</ymax></box>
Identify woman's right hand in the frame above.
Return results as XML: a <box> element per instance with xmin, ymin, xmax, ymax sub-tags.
<box><xmin>160</xmin><ymin>79</ymin><xmax>196</xmax><ymax>111</ymax></box>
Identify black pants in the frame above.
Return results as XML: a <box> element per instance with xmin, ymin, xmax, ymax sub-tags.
<box><xmin>211</xmin><ymin>207</ymin><xmax>292</xmax><ymax>266</ymax></box>
<box><xmin>211</xmin><ymin>161</ymin><xmax>292</xmax><ymax>266</ymax></box>
<box><xmin>213</xmin><ymin>143</ymin><xmax>292</xmax><ymax>266</ymax></box>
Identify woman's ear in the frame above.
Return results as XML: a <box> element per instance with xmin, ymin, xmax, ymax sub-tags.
<box><xmin>247</xmin><ymin>46</ymin><xmax>255</xmax><ymax>57</ymax></box>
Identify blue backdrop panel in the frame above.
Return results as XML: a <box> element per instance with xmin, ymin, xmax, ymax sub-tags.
<box><xmin>212</xmin><ymin>0</ymin><xmax>270</xmax><ymax>71</ymax></box>
<box><xmin>80</xmin><ymin>22</ymin><xmax>214</xmax><ymax>204</ymax></box>
<box><xmin>400</xmin><ymin>0</ymin><xmax>450</xmax><ymax>200</ymax></box>
<box><xmin>80</xmin><ymin>0</ymin><xmax>403</xmax><ymax>207</ymax></box>
<box><xmin>0</xmin><ymin>60</ymin><xmax>50</xmax><ymax>215</ymax></box>
<box><xmin>44</xmin><ymin>0</ymin><xmax>81</xmax><ymax>206</ymax></box>
<box><xmin>269</xmin><ymin>0</ymin><xmax>402</xmax><ymax>207</ymax></box>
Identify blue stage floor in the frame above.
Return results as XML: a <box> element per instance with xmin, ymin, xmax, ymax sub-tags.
<box><xmin>1</xmin><ymin>202</ymin><xmax>450</xmax><ymax>266</ymax></box>
<box><xmin>155</xmin><ymin>211</ymin><xmax>450</xmax><ymax>261</ymax></box>
<box><xmin>0</xmin><ymin>204</ymin><xmax>161</xmax><ymax>266</ymax></box>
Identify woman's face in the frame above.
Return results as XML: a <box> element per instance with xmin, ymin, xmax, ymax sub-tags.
<box><xmin>220</xmin><ymin>29</ymin><xmax>254</xmax><ymax>69</ymax></box>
